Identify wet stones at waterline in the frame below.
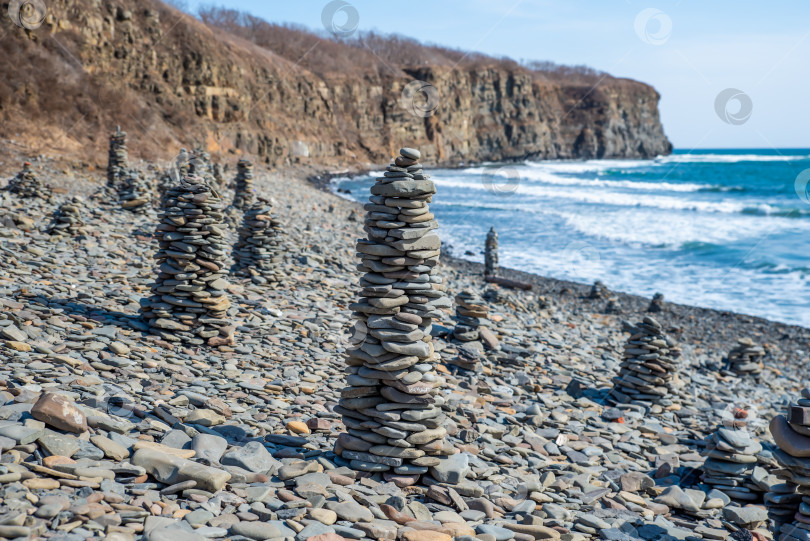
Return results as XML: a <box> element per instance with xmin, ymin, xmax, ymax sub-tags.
<box><xmin>119</xmin><ymin>170</ymin><xmax>153</xmax><ymax>213</ymax></box>
<box><xmin>107</xmin><ymin>127</ymin><xmax>129</xmax><ymax>188</ymax></box>
<box><xmin>608</xmin><ymin>316</ymin><xmax>682</xmax><ymax>408</ymax></box>
<box><xmin>701</xmin><ymin>424</ymin><xmax>770</xmax><ymax>503</ymax></box>
<box><xmin>4</xmin><ymin>162</ymin><xmax>49</xmax><ymax>199</ymax></box>
<box><xmin>769</xmin><ymin>390</ymin><xmax>810</xmax><ymax>537</ymax></box>
<box><xmin>140</xmin><ymin>174</ymin><xmax>233</xmax><ymax>347</ymax></box>
<box><xmin>334</xmin><ymin>147</ymin><xmax>457</xmax><ymax>487</ymax></box>
<box><xmin>232</xmin><ymin>200</ymin><xmax>284</xmax><ymax>285</ymax></box>
<box><xmin>47</xmin><ymin>197</ymin><xmax>87</xmax><ymax>237</ymax></box>
<box><xmin>484</xmin><ymin>226</ymin><xmax>498</xmax><ymax>276</ymax></box>
<box><xmin>725</xmin><ymin>338</ymin><xmax>765</xmax><ymax>376</ymax></box>
<box><xmin>648</xmin><ymin>292</ymin><xmax>665</xmax><ymax>313</ymax></box>
<box><xmin>232</xmin><ymin>158</ymin><xmax>255</xmax><ymax>210</ymax></box>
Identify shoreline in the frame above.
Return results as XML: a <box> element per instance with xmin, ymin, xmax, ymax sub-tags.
<box><xmin>308</xmin><ymin>168</ymin><xmax>810</xmax><ymax>361</ymax></box>
<box><xmin>310</xmin><ymin>164</ymin><xmax>810</xmax><ymax>339</ymax></box>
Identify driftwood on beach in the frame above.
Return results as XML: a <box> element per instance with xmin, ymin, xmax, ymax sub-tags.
<box><xmin>484</xmin><ymin>274</ymin><xmax>533</xmax><ymax>290</ymax></box>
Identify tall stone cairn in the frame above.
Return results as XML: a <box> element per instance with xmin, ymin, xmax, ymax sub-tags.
<box><xmin>232</xmin><ymin>158</ymin><xmax>255</xmax><ymax>209</ymax></box>
<box><xmin>769</xmin><ymin>392</ymin><xmax>810</xmax><ymax>535</ymax></box>
<box><xmin>47</xmin><ymin>197</ymin><xmax>86</xmax><ymax>237</ymax></box>
<box><xmin>140</xmin><ymin>174</ymin><xmax>233</xmax><ymax>347</ymax></box>
<box><xmin>725</xmin><ymin>337</ymin><xmax>765</xmax><ymax>376</ymax></box>
<box><xmin>334</xmin><ymin>147</ymin><xmax>456</xmax><ymax>487</ymax></box>
<box><xmin>232</xmin><ymin>199</ymin><xmax>283</xmax><ymax>284</ymax></box>
<box><xmin>484</xmin><ymin>226</ymin><xmax>498</xmax><ymax>276</ymax></box>
<box><xmin>5</xmin><ymin>162</ymin><xmax>48</xmax><ymax>199</ymax></box>
<box><xmin>608</xmin><ymin>316</ymin><xmax>681</xmax><ymax>408</ymax></box>
<box><xmin>120</xmin><ymin>170</ymin><xmax>153</xmax><ymax>213</ymax></box>
<box><xmin>107</xmin><ymin>127</ymin><xmax>129</xmax><ymax>188</ymax></box>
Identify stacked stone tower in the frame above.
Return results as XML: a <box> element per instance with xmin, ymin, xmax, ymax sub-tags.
<box><xmin>334</xmin><ymin>147</ymin><xmax>456</xmax><ymax>487</ymax></box>
<box><xmin>140</xmin><ymin>174</ymin><xmax>232</xmax><ymax>347</ymax></box>
<box><xmin>107</xmin><ymin>127</ymin><xmax>129</xmax><ymax>189</ymax></box>
<box><xmin>484</xmin><ymin>226</ymin><xmax>498</xmax><ymax>276</ymax></box>
<box><xmin>232</xmin><ymin>199</ymin><xmax>284</xmax><ymax>284</ymax></box>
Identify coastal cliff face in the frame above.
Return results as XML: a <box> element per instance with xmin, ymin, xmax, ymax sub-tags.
<box><xmin>0</xmin><ymin>0</ymin><xmax>671</xmax><ymax>168</ymax></box>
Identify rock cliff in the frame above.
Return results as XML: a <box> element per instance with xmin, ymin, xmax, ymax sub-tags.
<box><xmin>0</xmin><ymin>0</ymin><xmax>671</xmax><ymax>167</ymax></box>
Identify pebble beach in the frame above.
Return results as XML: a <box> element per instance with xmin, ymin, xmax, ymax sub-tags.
<box><xmin>1</xmin><ymin>152</ymin><xmax>810</xmax><ymax>541</ymax></box>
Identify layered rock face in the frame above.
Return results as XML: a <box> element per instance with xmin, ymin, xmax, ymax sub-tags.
<box><xmin>0</xmin><ymin>0</ymin><xmax>671</xmax><ymax>167</ymax></box>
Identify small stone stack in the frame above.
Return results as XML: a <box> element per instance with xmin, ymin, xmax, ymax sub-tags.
<box><xmin>107</xmin><ymin>127</ymin><xmax>129</xmax><ymax>188</ymax></box>
<box><xmin>605</xmin><ymin>295</ymin><xmax>623</xmax><ymax>314</ymax></box>
<box><xmin>140</xmin><ymin>174</ymin><xmax>233</xmax><ymax>347</ymax></box>
<box><xmin>232</xmin><ymin>199</ymin><xmax>283</xmax><ymax>284</ymax></box>
<box><xmin>701</xmin><ymin>425</ymin><xmax>767</xmax><ymax>502</ymax></box>
<box><xmin>120</xmin><ymin>170</ymin><xmax>153</xmax><ymax>213</ymax></box>
<box><xmin>484</xmin><ymin>226</ymin><xmax>498</xmax><ymax>276</ymax></box>
<box><xmin>213</xmin><ymin>163</ymin><xmax>225</xmax><ymax>190</ymax></box>
<box><xmin>453</xmin><ymin>290</ymin><xmax>491</xmax><ymax>344</ymax></box>
<box><xmin>48</xmin><ymin>197</ymin><xmax>86</xmax><ymax>237</ymax></box>
<box><xmin>176</xmin><ymin>148</ymin><xmax>191</xmax><ymax>180</ymax></box>
<box><xmin>589</xmin><ymin>280</ymin><xmax>608</xmax><ymax>299</ymax></box>
<box><xmin>725</xmin><ymin>338</ymin><xmax>765</xmax><ymax>376</ymax></box>
<box><xmin>5</xmin><ymin>162</ymin><xmax>48</xmax><ymax>199</ymax></box>
<box><xmin>770</xmin><ymin>392</ymin><xmax>810</xmax><ymax>537</ymax></box>
<box><xmin>648</xmin><ymin>292</ymin><xmax>665</xmax><ymax>312</ymax></box>
<box><xmin>232</xmin><ymin>158</ymin><xmax>255</xmax><ymax>209</ymax></box>
<box><xmin>334</xmin><ymin>147</ymin><xmax>456</xmax><ymax>487</ymax></box>
<box><xmin>608</xmin><ymin>316</ymin><xmax>682</xmax><ymax>407</ymax></box>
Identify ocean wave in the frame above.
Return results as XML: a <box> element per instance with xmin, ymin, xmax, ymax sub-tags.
<box><xmin>658</xmin><ymin>153</ymin><xmax>810</xmax><ymax>163</ymax></box>
<box><xmin>434</xmin><ymin>177</ymin><xmax>765</xmax><ymax>214</ymax></box>
<box><xmin>455</xmin><ymin>166</ymin><xmax>714</xmax><ymax>192</ymax></box>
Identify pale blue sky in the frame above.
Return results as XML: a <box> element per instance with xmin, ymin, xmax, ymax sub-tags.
<box><xmin>183</xmin><ymin>0</ymin><xmax>810</xmax><ymax>150</ymax></box>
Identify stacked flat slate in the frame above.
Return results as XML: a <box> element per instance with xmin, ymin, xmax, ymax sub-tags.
<box><xmin>119</xmin><ymin>170</ymin><xmax>153</xmax><ymax>213</ymax></box>
<box><xmin>605</xmin><ymin>295</ymin><xmax>623</xmax><ymax>315</ymax></box>
<box><xmin>47</xmin><ymin>197</ymin><xmax>86</xmax><ymax>237</ymax></box>
<box><xmin>213</xmin><ymin>163</ymin><xmax>225</xmax><ymax>190</ymax></box>
<box><xmin>484</xmin><ymin>226</ymin><xmax>498</xmax><ymax>276</ymax></box>
<box><xmin>232</xmin><ymin>158</ymin><xmax>255</xmax><ymax>210</ymax></box>
<box><xmin>5</xmin><ymin>162</ymin><xmax>48</xmax><ymax>199</ymax></box>
<box><xmin>726</xmin><ymin>338</ymin><xmax>765</xmax><ymax>376</ymax></box>
<box><xmin>140</xmin><ymin>174</ymin><xmax>233</xmax><ymax>347</ymax></box>
<box><xmin>589</xmin><ymin>280</ymin><xmax>608</xmax><ymax>299</ymax></box>
<box><xmin>453</xmin><ymin>290</ymin><xmax>491</xmax><ymax>343</ymax></box>
<box><xmin>190</xmin><ymin>147</ymin><xmax>216</xmax><ymax>187</ymax></box>
<box><xmin>609</xmin><ymin>316</ymin><xmax>682</xmax><ymax>408</ymax></box>
<box><xmin>770</xmin><ymin>391</ymin><xmax>810</xmax><ymax>538</ymax></box>
<box><xmin>648</xmin><ymin>292</ymin><xmax>665</xmax><ymax>312</ymax></box>
<box><xmin>157</xmin><ymin>169</ymin><xmax>175</xmax><ymax>207</ymax></box>
<box><xmin>334</xmin><ymin>147</ymin><xmax>456</xmax><ymax>487</ymax></box>
<box><xmin>232</xmin><ymin>199</ymin><xmax>284</xmax><ymax>284</ymax></box>
<box><xmin>702</xmin><ymin>425</ymin><xmax>767</xmax><ymax>502</ymax></box>
<box><xmin>107</xmin><ymin>127</ymin><xmax>128</xmax><ymax>188</ymax></box>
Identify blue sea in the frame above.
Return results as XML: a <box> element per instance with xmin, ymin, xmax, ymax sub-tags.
<box><xmin>332</xmin><ymin>149</ymin><xmax>810</xmax><ymax>328</ymax></box>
